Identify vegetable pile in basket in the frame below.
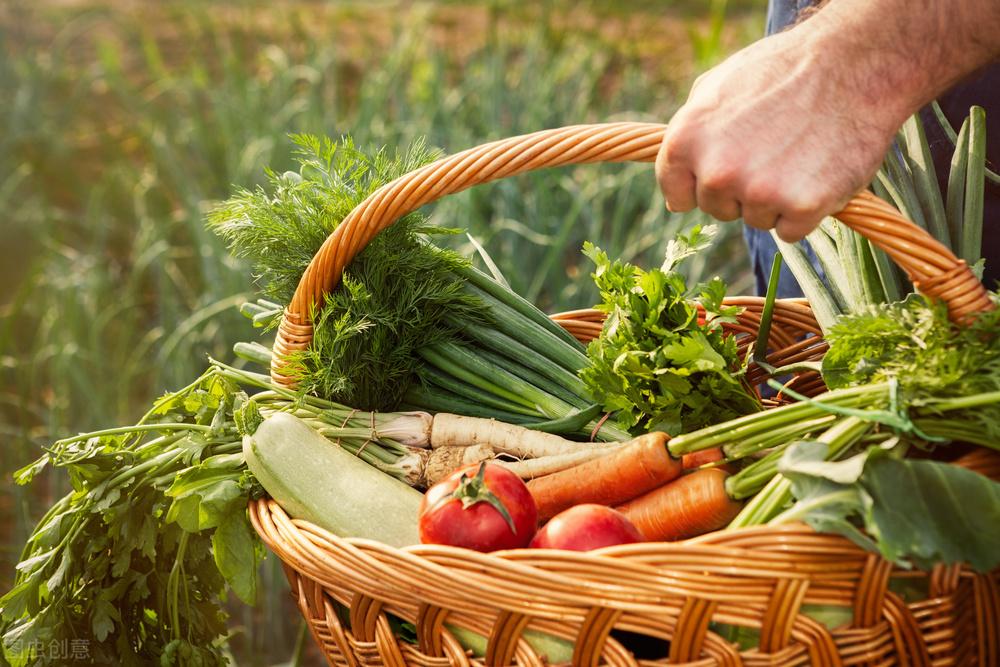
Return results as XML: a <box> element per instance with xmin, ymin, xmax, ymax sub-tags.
<box><xmin>4</xmin><ymin>110</ymin><xmax>1000</xmax><ymax>666</ymax></box>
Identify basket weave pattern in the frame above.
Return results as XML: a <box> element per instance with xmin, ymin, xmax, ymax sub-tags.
<box><xmin>250</xmin><ymin>503</ymin><xmax>999</xmax><ymax>666</ymax></box>
<box><xmin>253</xmin><ymin>124</ymin><xmax>999</xmax><ymax>665</ymax></box>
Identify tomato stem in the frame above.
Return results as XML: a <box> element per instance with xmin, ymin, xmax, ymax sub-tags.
<box><xmin>451</xmin><ymin>462</ymin><xmax>518</xmax><ymax>534</ymax></box>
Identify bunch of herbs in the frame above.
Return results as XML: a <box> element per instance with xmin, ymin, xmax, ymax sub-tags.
<box><xmin>1</xmin><ymin>369</ymin><xmax>260</xmax><ymax>667</ymax></box>
<box><xmin>0</xmin><ymin>359</ymin><xmax>430</xmax><ymax>666</ymax></box>
<box><xmin>208</xmin><ymin>136</ymin><xmax>485</xmax><ymax>410</ymax></box>
<box><xmin>580</xmin><ymin>225</ymin><xmax>761</xmax><ymax>435</ymax></box>
<box><xmin>821</xmin><ymin>292</ymin><xmax>1000</xmax><ymax>444</ymax></box>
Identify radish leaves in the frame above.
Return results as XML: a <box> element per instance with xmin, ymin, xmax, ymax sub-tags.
<box><xmin>776</xmin><ymin>441</ymin><xmax>1000</xmax><ymax>572</ymax></box>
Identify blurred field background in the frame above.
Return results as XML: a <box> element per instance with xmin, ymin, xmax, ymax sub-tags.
<box><xmin>1</xmin><ymin>0</ymin><xmax>765</xmax><ymax>663</ymax></box>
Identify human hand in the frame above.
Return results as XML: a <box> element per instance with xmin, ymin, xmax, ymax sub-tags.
<box><xmin>655</xmin><ymin>22</ymin><xmax>904</xmax><ymax>242</ymax></box>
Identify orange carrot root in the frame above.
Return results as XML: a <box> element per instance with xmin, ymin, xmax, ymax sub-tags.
<box><xmin>953</xmin><ymin>447</ymin><xmax>1000</xmax><ymax>481</ymax></box>
<box><xmin>527</xmin><ymin>432</ymin><xmax>681</xmax><ymax>520</ymax></box>
<box><xmin>616</xmin><ymin>468</ymin><xmax>742</xmax><ymax>541</ymax></box>
<box><xmin>681</xmin><ymin>446</ymin><xmax>724</xmax><ymax>470</ymax></box>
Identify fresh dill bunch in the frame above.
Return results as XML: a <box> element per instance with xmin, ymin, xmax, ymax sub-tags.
<box><xmin>210</xmin><ymin>135</ymin><xmax>437</xmax><ymax>303</ymax></box>
<box><xmin>822</xmin><ymin>292</ymin><xmax>1000</xmax><ymax>439</ymax></box>
<box><xmin>288</xmin><ymin>238</ymin><xmax>484</xmax><ymax>410</ymax></box>
<box><xmin>209</xmin><ymin>135</ymin><xmax>485</xmax><ymax>409</ymax></box>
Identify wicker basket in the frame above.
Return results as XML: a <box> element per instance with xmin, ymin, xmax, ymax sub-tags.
<box><xmin>250</xmin><ymin>123</ymin><xmax>999</xmax><ymax>666</ymax></box>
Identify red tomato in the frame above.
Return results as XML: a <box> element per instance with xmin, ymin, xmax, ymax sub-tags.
<box><xmin>529</xmin><ymin>504</ymin><xmax>643</xmax><ymax>551</ymax></box>
<box><xmin>419</xmin><ymin>463</ymin><xmax>537</xmax><ymax>551</ymax></box>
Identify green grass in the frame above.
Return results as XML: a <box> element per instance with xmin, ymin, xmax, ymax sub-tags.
<box><xmin>1</xmin><ymin>1</ymin><xmax>763</xmax><ymax>664</ymax></box>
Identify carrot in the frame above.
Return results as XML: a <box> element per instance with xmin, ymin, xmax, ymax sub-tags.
<box><xmin>681</xmin><ymin>446</ymin><xmax>724</xmax><ymax>470</ymax></box>
<box><xmin>527</xmin><ymin>432</ymin><xmax>681</xmax><ymax>520</ymax></box>
<box><xmin>616</xmin><ymin>468</ymin><xmax>743</xmax><ymax>541</ymax></box>
<box><xmin>952</xmin><ymin>447</ymin><xmax>1000</xmax><ymax>481</ymax></box>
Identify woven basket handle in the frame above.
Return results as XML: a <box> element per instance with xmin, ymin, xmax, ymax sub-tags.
<box><xmin>272</xmin><ymin>122</ymin><xmax>992</xmax><ymax>384</ymax></box>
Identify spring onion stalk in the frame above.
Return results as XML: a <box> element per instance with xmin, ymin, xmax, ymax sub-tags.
<box><xmin>854</xmin><ymin>232</ymin><xmax>886</xmax><ymax>305</ymax></box>
<box><xmin>474</xmin><ymin>348</ymin><xmax>591</xmax><ymax>410</ymax></box>
<box><xmin>417</xmin><ymin>367</ymin><xmax>543</xmax><ymax>416</ymax></box>
<box><xmin>769</xmin><ymin>233</ymin><xmax>842</xmax><ymax>333</ymax></box>
<box><xmin>417</xmin><ymin>341</ymin><xmax>631</xmax><ymax>440</ymax></box>
<box><xmin>728</xmin><ymin>417</ymin><xmax>872</xmax><ymax>528</ymax></box>
<box><xmin>886</xmin><ymin>146</ymin><xmax>931</xmax><ymax>232</ymax></box>
<box><xmin>462</xmin><ymin>283</ymin><xmax>590</xmax><ymax>373</ymax></box>
<box><xmin>752</xmin><ymin>253</ymin><xmax>783</xmax><ymax>371</ymax></box>
<box><xmin>900</xmin><ymin>114</ymin><xmax>950</xmax><ymax>245</ymax></box>
<box><xmin>448</xmin><ymin>317</ymin><xmax>591</xmax><ymax>400</ymax></box>
<box><xmin>401</xmin><ymin>384</ymin><xmax>537</xmax><ymax>424</ymax></box>
<box><xmin>876</xmin><ymin>162</ymin><xmax>927</xmax><ymax>232</ymax></box>
<box><xmin>805</xmin><ymin>227</ymin><xmax>852</xmax><ymax>311</ymax></box>
<box><xmin>961</xmin><ymin>106</ymin><xmax>987</xmax><ymax>266</ymax></box>
<box><xmin>932</xmin><ymin>100</ymin><xmax>1000</xmax><ymax>185</ymax></box>
<box><xmin>452</xmin><ymin>262</ymin><xmax>585</xmax><ymax>351</ymax></box>
<box><xmin>866</xmin><ymin>239</ymin><xmax>903</xmax><ymax>304</ymax></box>
<box><xmin>418</xmin><ymin>343</ymin><xmax>556</xmax><ymax>413</ymax></box>
<box><xmin>856</xmin><ymin>185</ymin><xmax>912</xmax><ymax>301</ymax></box>
<box><xmin>836</xmin><ymin>226</ymin><xmax>873</xmax><ymax>311</ymax></box>
<box><xmin>945</xmin><ymin>117</ymin><xmax>971</xmax><ymax>250</ymax></box>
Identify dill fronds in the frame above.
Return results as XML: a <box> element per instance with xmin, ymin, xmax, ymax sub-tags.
<box><xmin>209</xmin><ymin>135</ymin><xmax>484</xmax><ymax>409</ymax></box>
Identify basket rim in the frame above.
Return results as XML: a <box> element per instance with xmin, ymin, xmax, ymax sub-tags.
<box><xmin>269</xmin><ymin>122</ymin><xmax>993</xmax><ymax>387</ymax></box>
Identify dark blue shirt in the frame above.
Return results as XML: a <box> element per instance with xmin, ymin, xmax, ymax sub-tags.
<box><xmin>746</xmin><ymin>1</ymin><xmax>1000</xmax><ymax>295</ymax></box>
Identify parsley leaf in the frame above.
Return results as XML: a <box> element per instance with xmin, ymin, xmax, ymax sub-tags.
<box><xmin>579</xmin><ymin>227</ymin><xmax>760</xmax><ymax>435</ymax></box>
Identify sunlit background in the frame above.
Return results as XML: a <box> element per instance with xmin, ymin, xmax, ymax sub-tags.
<box><xmin>1</xmin><ymin>1</ymin><xmax>765</xmax><ymax>663</ymax></box>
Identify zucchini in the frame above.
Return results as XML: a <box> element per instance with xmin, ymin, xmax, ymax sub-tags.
<box><xmin>246</xmin><ymin>412</ymin><xmax>573</xmax><ymax>663</ymax></box>
<box><xmin>244</xmin><ymin>412</ymin><xmax>422</xmax><ymax>547</ymax></box>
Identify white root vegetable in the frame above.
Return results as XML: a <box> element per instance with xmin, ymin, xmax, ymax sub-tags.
<box><xmin>429</xmin><ymin>413</ymin><xmax>613</xmax><ymax>458</ymax></box>
<box><xmin>379</xmin><ymin>412</ymin><xmax>434</xmax><ymax>447</ymax></box>
<box><xmin>422</xmin><ymin>443</ymin><xmax>497</xmax><ymax>486</ymax></box>
<box><xmin>492</xmin><ymin>446</ymin><xmax>624</xmax><ymax>479</ymax></box>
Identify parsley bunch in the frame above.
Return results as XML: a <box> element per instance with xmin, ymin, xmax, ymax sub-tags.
<box><xmin>580</xmin><ymin>226</ymin><xmax>760</xmax><ymax>436</ymax></box>
<box><xmin>1</xmin><ymin>369</ymin><xmax>259</xmax><ymax>667</ymax></box>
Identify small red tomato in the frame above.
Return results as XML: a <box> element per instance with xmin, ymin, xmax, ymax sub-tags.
<box><xmin>529</xmin><ymin>504</ymin><xmax>643</xmax><ymax>551</ymax></box>
<box><xmin>419</xmin><ymin>463</ymin><xmax>537</xmax><ymax>551</ymax></box>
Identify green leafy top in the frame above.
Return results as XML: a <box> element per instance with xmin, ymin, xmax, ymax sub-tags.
<box><xmin>777</xmin><ymin>440</ymin><xmax>1000</xmax><ymax>572</ymax></box>
<box><xmin>579</xmin><ymin>225</ymin><xmax>760</xmax><ymax>435</ymax></box>
<box><xmin>1</xmin><ymin>369</ymin><xmax>260</xmax><ymax>667</ymax></box>
<box><xmin>822</xmin><ymin>292</ymin><xmax>1000</xmax><ymax>441</ymax></box>
<box><xmin>209</xmin><ymin>136</ymin><xmax>484</xmax><ymax>409</ymax></box>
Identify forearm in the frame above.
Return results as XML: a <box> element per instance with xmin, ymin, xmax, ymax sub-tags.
<box><xmin>655</xmin><ymin>0</ymin><xmax>1000</xmax><ymax>242</ymax></box>
<box><xmin>806</xmin><ymin>0</ymin><xmax>1000</xmax><ymax>127</ymax></box>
